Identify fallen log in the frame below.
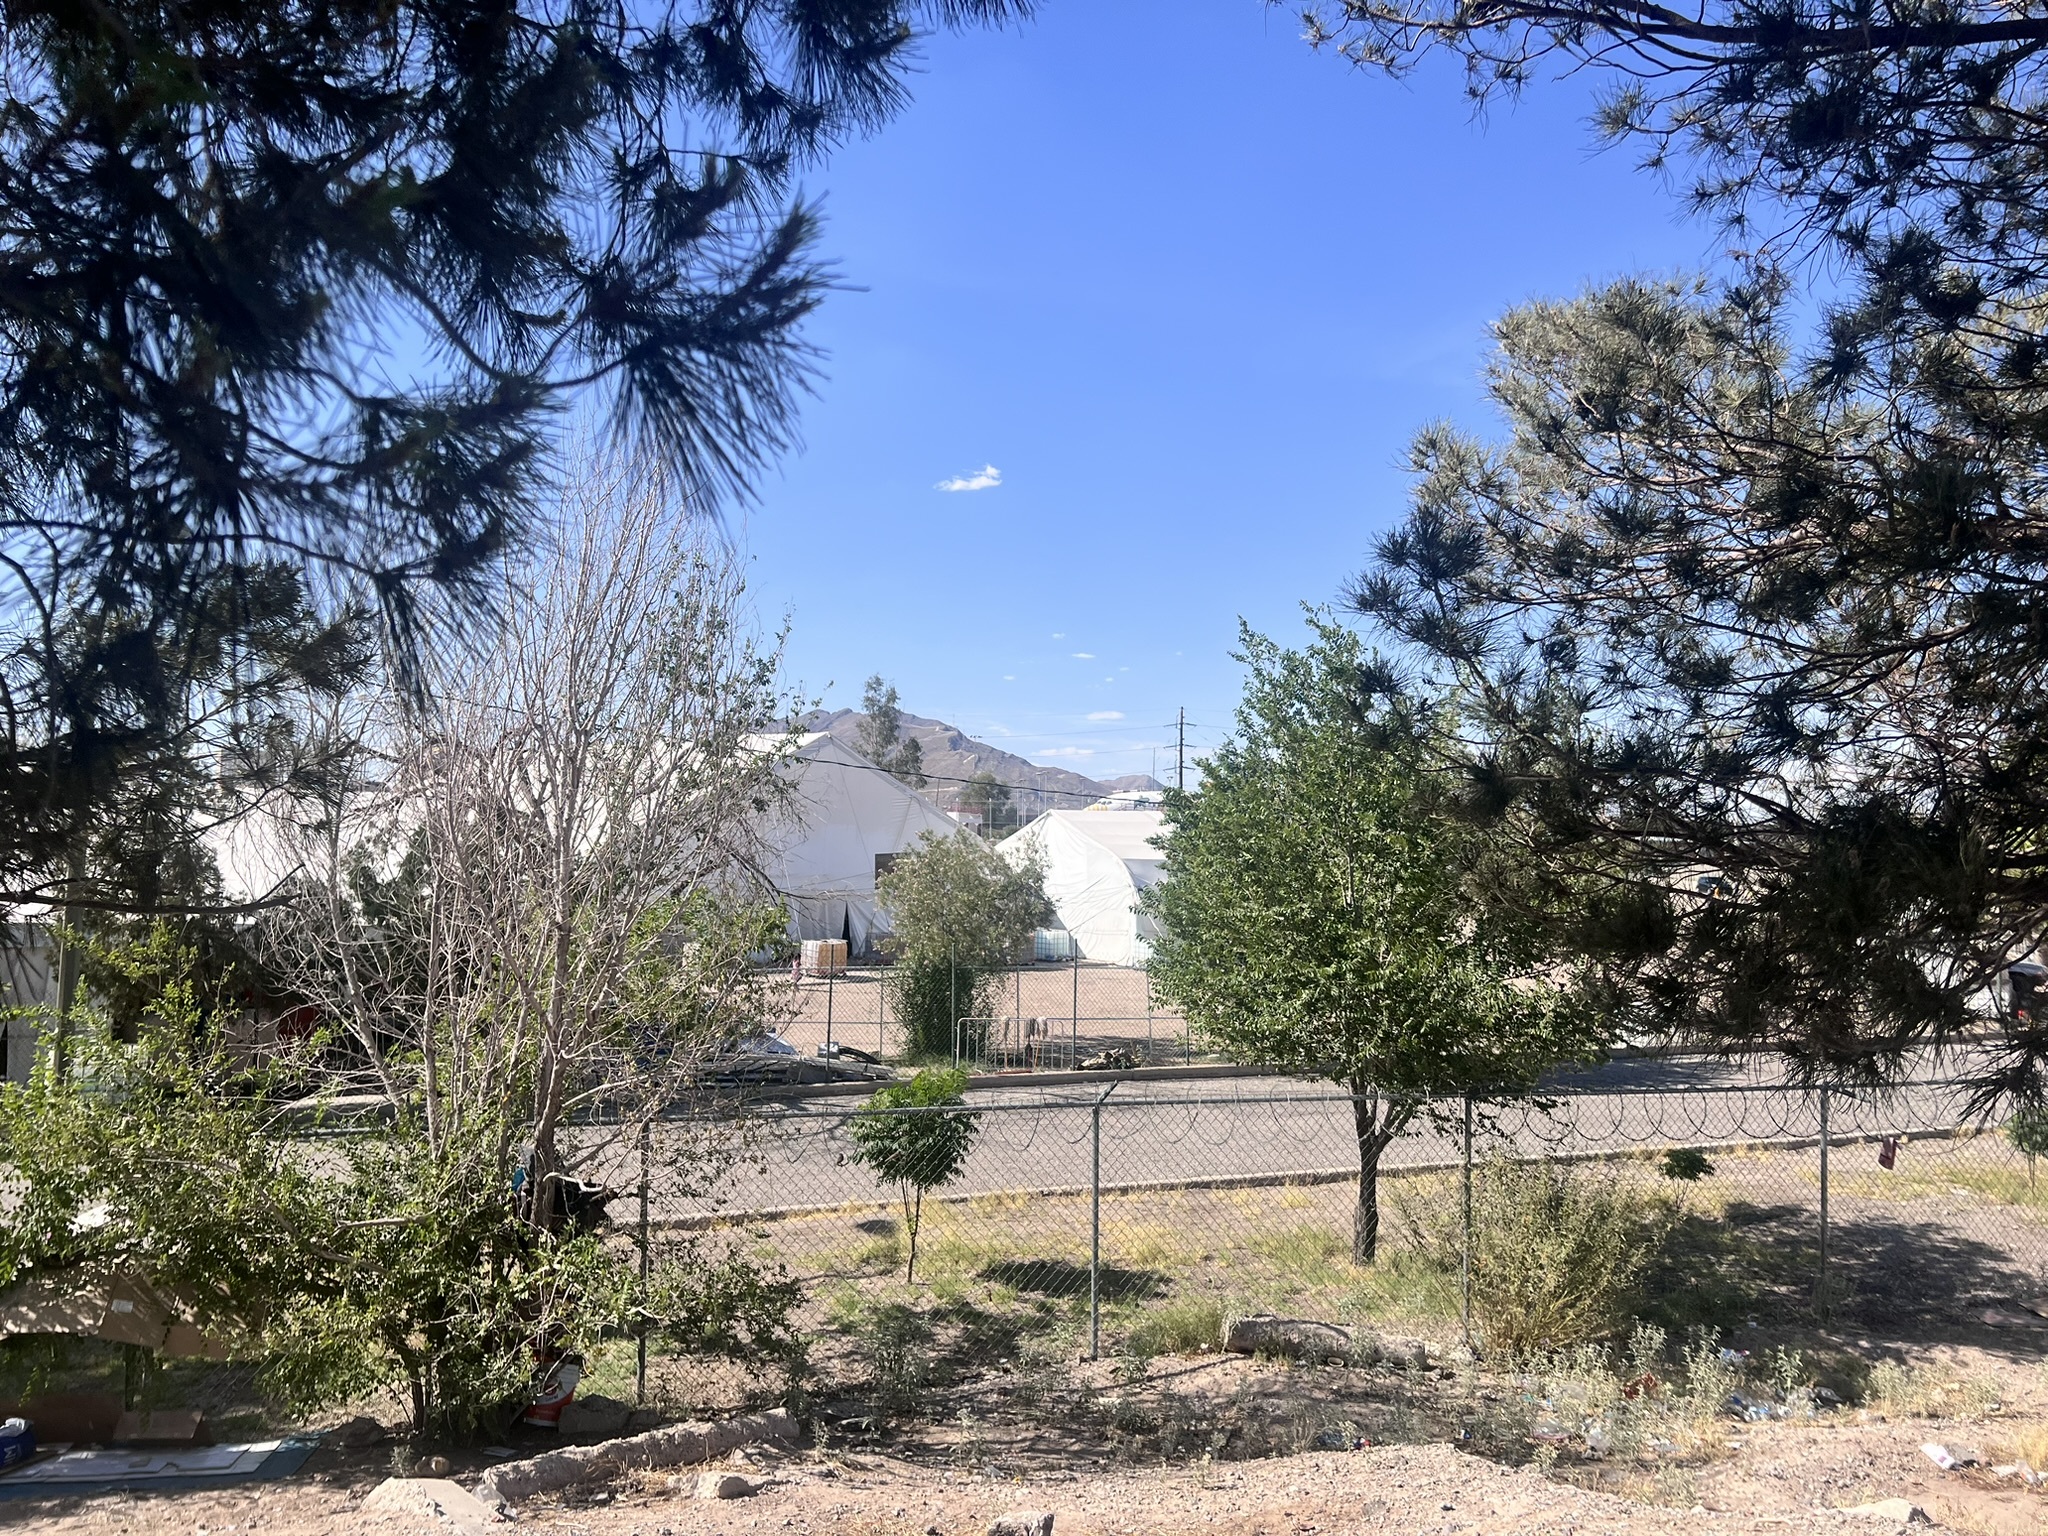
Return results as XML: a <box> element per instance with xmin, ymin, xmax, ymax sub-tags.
<box><xmin>1223</xmin><ymin>1314</ymin><xmax>1354</xmax><ymax>1361</ymax></box>
<box><xmin>1222</xmin><ymin>1315</ymin><xmax>1431</xmax><ymax>1367</ymax></box>
<box><xmin>474</xmin><ymin>1406</ymin><xmax>796</xmax><ymax>1509</ymax></box>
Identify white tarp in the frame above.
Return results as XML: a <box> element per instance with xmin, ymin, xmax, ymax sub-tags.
<box><xmin>755</xmin><ymin>733</ymin><xmax>965</xmax><ymax>955</ymax></box>
<box><xmin>997</xmin><ymin>809</ymin><xmax>1166</xmax><ymax>969</ymax></box>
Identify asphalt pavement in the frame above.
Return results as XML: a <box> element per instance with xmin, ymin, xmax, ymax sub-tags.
<box><xmin>587</xmin><ymin>1049</ymin><xmax>1991</xmax><ymax>1226</ymax></box>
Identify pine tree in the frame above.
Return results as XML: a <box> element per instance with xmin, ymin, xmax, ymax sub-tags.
<box><xmin>0</xmin><ymin>1</ymin><xmax>1022</xmax><ymax>915</ymax></box>
<box><xmin>1293</xmin><ymin>0</ymin><xmax>2048</xmax><ymax>1102</ymax></box>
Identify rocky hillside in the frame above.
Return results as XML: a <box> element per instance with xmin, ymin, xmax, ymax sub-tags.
<box><xmin>804</xmin><ymin>709</ymin><xmax>1163</xmax><ymax>819</ymax></box>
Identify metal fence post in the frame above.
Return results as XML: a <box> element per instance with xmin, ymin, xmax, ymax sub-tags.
<box><xmin>1089</xmin><ymin>1080</ymin><xmax>1121</xmax><ymax>1359</ymax></box>
<box><xmin>949</xmin><ymin>944</ymin><xmax>958</xmax><ymax>1067</ymax></box>
<box><xmin>1461</xmin><ymin>1094</ymin><xmax>1474</xmax><ymax>1350</ymax></box>
<box><xmin>1817</xmin><ymin>1087</ymin><xmax>1831</xmax><ymax>1320</ymax></box>
<box><xmin>636</xmin><ymin>1119</ymin><xmax>651</xmax><ymax>1404</ymax></box>
<box><xmin>825</xmin><ymin>968</ymin><xmax>834</xmax><ymax>1056</ymax></box>
<box><xmin>1071</xmin><ymin>950</ymin><xmax>1080</xmax><ymax>1069</ymax></box>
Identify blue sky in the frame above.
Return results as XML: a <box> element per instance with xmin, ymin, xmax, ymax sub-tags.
<box><xmin>740</xmin><ymin>0</ymin><xmax>1718</xmax><ymax>781</ymax></box>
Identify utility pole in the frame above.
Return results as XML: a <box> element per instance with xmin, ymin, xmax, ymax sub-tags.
<box><xmin>1176</xmin><ymin>708</ymin><xmax>1185</xmax><ymax>793</ymax></box>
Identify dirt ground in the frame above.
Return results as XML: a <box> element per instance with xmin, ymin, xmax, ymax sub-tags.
<box><xmin>16</xmin><ymin>1134</ymin><xmax>2048</xmax><ymax>1533</ymax></box>
<box><xmin>15</xmin><ymin>1336</ymin><xmax>2048</xmax><ymax>1536</ymax></box>
<box><xmin>8</xmin><ymin>1421</ymin><xmax>2043</xmax><ymax>1536</ymax></box>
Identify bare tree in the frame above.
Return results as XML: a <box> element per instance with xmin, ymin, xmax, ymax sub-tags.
<box><xmin>268</xmin><ymin>449</ymin><xmax>797</xmax><ymax>1230</ymax></box>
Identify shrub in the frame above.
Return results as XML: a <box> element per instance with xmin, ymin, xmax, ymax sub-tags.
<box><xmin>856</xmin><ymin>1304</ymin><xmax>935</xmax><ymax>1414</ymax></box>
<box><xmin>1465</xmin><ymin>1158</ymin><xmax>1664</xmax><ymax>1357</ymax></box>
<box><xmin>1865</xmin><ymin>1360</ymin><xmax>2002</xmax><ymax>1418</ymax></box>
<box><xmin>876</xmin><ymin>831</ymin><xmax>1050</xmax><ymax>1061</ymax></box>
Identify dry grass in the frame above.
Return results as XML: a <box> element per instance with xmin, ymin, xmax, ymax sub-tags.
<box><xmin>1865</xmin><ymin>1360</ymin><xmax>2004</xmax><ymax>1418</ymax></box>
<box><xmin>1125</xmin><ymin>1298</ymin><xmax>1225</xmax><ymax>1357</ymax></box>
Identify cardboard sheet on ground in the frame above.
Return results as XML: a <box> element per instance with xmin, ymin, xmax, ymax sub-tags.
<box><xmin>0</xmin><ymin>1438</ymin><xmax>316</xmax><ymax>1496</ymax></box>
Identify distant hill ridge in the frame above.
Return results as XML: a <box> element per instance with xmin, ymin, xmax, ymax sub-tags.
<box><xmin>803</xmin><ymin>708</ymin><xmax>1164</xmax><ymax>819</ymax></box>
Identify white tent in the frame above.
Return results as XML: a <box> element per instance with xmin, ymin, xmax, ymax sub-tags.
<box><xmin>757</xmin><ymin>733</ymin><xmax>966</xmax><ymax>955</ymax></box>
<box><xmin>0</xmin><ymin>924</ymin><xmax>54</xmax><ymax>1084</ymax></box>
<box><xmin>997</xmin><ymin>809</ymin><xmax>1166</xmax><ymax>968</ymax></box>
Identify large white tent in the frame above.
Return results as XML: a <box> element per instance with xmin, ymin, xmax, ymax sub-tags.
<box><xmin>997</xmin><ymin>809</ymin><xmax>1166</xmax><ymax>968</ymax></box>
<box><xmin>0</xmin><ymin>925</ymin><xmax>54</xmax><ymax>1084</ymax></box>
<box><xmin>757</xmin><ymin>732</ymin><xmax>965</xmax><ymax>955</ymax></box>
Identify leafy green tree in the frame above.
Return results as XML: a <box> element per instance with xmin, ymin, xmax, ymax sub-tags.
<box><xmin>0</xmin><ymin>1</ymin><xmax>1023</xmax><ymax>920</ymax></box>
<box><xmin>846</xmin><ymin>1068</ymin><xmax>982</xmax><ymax>1280</ymax></box>
<box><xmin>857</xmin><ymin>675</ymin><xmax>928</xmax><ymax>788</ymax></box>
<box><xmin>877</xmin><ymin>830</ymin><xmax>1050</xmax><ymax>1057</ymax></box>
<box><xmin>957</xmin><ymin>770</ymin><xmax>1017</xmax><ymax>836</ymax></box>
<box><xmin>1144</xmin><ymin>620</ymin><xmax>1596</xmax><ymax>1262</ymax></box>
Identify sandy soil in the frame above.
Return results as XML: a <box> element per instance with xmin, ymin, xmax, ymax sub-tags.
<box><xmin>11</xmin><ymin>1414</ymin><xmax>2045</xmax><ymax>1536</ymax></box>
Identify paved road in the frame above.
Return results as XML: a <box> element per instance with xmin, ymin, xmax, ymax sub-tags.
<box><xmin>572</xmin><ymin>1050</ymin><xmax>1993</xmax><ymax>1226</ymax></box>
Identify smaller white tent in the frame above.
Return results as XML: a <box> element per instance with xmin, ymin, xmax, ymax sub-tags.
<box><xmin>757</xmin><ymin>733</ymin><xmax>966</xmax><ymax>955</ymax></box>
<box><xmin>997</xmin><ymin>809</ymin><xmax>1166</xmax><ymax>968</ymax></box>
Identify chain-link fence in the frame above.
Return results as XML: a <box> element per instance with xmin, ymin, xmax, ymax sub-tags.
<box><xmin>634</xmin><ymin>1076</ymin><xmax>2048</xmax><ymax>1375</ymax></box>
<box><xmin>777</xmin><ymin>959</ymin><xmax>1191</xmax><ymax>1068</ymax></box>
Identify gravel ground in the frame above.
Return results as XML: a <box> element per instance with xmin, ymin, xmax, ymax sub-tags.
<box><xmin>12</xmin><ymin>1422</ymin><xmax>2036</xmax><ymax>1536</ymax></box>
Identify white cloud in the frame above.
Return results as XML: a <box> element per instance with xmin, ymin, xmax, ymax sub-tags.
<box><xmin>936</xmin><ymin>463</ymin><xmax>1001</xmax><ymax>493</ymax></box>
<box><xmin>1051</xmin><ymin>632</ymin><xmax>1065</xmax><ymax>640</ymax></box>
<box><xmin>1002</xmin><ymin>674</ymin><xmax>1016</xmax><ymax>681</ymax></box>
<box><xmin>1041</xmin><ymin>746</ymin><xmax>1096</xmax><ymax>759</ymax></box>
<box><xmin>1087</xmin><ymin>711</ymin><xmax>1124</xmax><ymax>721</ymax></box>
<box><xmin>1071</xmin><ymin>651</ymin><xmax>1094</xmax><ymax>660</ymax></box>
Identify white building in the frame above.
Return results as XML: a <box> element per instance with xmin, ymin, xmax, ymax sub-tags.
<box><xmin>0</xmin><ymin>925</ymin><xmax>56</xmax><ymax>1083</ymax></box>
<box><xmin>997</xmin><ymin>809</ymin><xmax>1166</xmax><ymax>969</ymax></box>
<box><xmin>755</xmin><ymin>733</ymin><xmax>967</xmax><ymax>956</ymax></box>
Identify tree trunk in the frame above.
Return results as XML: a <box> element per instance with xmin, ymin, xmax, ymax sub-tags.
<box><xmin>1350</xmin><ymin>1086</ymin><xmax>1414</xmax><ymax>1266</ymax></box>
<box><xmin>1352</xmin><ymin>1090</ymin><xmax>1383</xmax><ymax>1265</ymax></box>
<box><xmin>904</xmin><ymin>1186</ymin><xmax>923</xmax><ymax>1282</ymax></box>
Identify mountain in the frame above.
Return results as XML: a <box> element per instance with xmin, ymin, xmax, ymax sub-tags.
<box><xmin>1100</xmin><ymin>774</ymin><xmax>1167</xmax><ymax>794</ymax></box>
<box><xmin>803</xmin><ymin>710</ymin><xmax>1157</xmax><ymax>819</ymax></box>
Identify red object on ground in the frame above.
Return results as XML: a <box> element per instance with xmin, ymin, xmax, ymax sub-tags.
<box><xmin>1878</xmin><ymin>1136</ymin><xmax>1899</xmax><ymax>1170</ymax></box>
<box><xmin>522</xmin><ymin>1354</ymin><xmax>582</xmax><ymax>1430</ymax></box>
